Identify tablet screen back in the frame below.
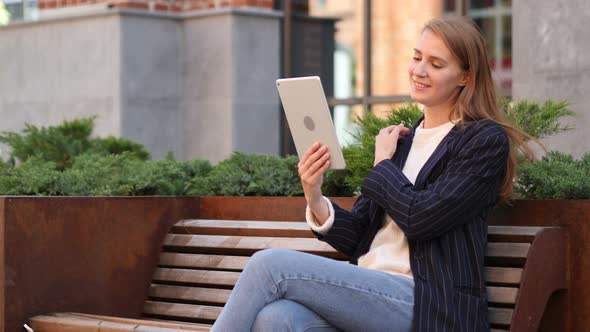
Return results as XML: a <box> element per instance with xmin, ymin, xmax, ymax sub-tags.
<box><xmin>276</xmin><ymin>76</ymin><xmax>346</xmax><ymax>170</ymax></box>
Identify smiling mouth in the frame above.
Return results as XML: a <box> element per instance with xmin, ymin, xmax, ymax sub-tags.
<box><xmin>413</xmin><ymin>81</ymin><xmax>430</xmax><ymax>89</ymax></box>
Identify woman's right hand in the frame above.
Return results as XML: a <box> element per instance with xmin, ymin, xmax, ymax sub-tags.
<box><xmin>298</xmin><ymin>142</ymin><xmax>331</xmax><ymax>224</ymax></box>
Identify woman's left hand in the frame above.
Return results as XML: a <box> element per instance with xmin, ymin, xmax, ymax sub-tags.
<box><xmin>374</xmin><ymin>124</ymin><xmax>410</xmax><ymax>166</ymax></box>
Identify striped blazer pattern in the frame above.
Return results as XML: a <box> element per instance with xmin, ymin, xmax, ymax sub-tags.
<box><xmin>314</xmin><ymin>119</ymin><xmax>509</xmax><ymax>332</ymax></box>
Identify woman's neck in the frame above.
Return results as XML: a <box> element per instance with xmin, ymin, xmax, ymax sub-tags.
<box><xmin>422</xmin><ymin>105</ymin><xmax>454</xmax><ymax>128</ymax></box>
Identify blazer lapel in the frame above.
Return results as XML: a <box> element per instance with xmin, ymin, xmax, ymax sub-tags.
<box><xmin>391</xmin><ymin>116</ymin><xmax>422</xmax><ymax>168</ymax></box>
<box><xmin>392</xmin><ymin>129</ymin><xmax>414</xmax><ymax>168</ymax></box>
<box><xmin>413</xmin><ymin>124</ymin><xmax>461</xmax><ymax>189</ymax></box>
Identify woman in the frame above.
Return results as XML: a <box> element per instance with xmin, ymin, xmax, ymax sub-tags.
<box><xmin>212</xmin><ymin>16</ymin><xmax>534</xmax><ymax>332</ymax></box>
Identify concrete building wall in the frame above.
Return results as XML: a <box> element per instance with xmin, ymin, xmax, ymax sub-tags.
<box><xmin>0</xmin><ymin>14</ymin><xmax>122</xmax><ymax>160</ymax></box>
<box><xmin>0</xmin><ymin>8</ymin><xmax>282</xmax><ymax>162</ymax></box>
<box><xmin>513</xmin><ymin>0</ymin><xmax>590</xmax><ymax>158</ymax></box>
<box><xmin>120</xmin><ymin>13</ymin><xmax>183</xmax><ymax>159</ymax></box>
<box><xmin>181</xmin><ymin>14</ymin><xmax>234</xmax><ymax>163</ymax></box>
<box><xmin>230</xmin><ymin>13</ymin><xmax>280</xmax><ymax>156</ymax></box>
<box><xmin>181</xmin><ymin>10</ymin><xmax>281</xmax><ymax>163</ymax></box>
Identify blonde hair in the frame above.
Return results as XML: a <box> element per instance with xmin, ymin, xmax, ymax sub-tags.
<box><xmin>423</xmin><ymin>17</ymin><xmax>536</xmax><ymax>202</ymax></box>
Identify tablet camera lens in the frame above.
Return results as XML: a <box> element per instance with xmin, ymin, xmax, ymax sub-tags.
<box><xmin>304</xmin><ymin>116</ymin><xmax>315</xmax><ymax>131</ymax></box>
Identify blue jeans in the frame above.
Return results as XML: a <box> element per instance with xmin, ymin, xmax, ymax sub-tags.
<box><xmin>211</xmin><ymin>248</ymin><xmax>414</xmax><ymax>332</ymax></box>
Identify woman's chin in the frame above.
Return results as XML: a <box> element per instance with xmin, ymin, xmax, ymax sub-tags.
<box><xmin>410</xmin><ymin>93</ymin><xmax>428</xmax><ymax>105</ymax></box>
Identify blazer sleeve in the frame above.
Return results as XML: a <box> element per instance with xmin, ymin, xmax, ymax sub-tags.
<box><xmin>361</xmin><ymin>124</ymin><xmax>509</xmax><ymax>241</ymax></box>
<box><xmin>311</xmin><ymin>195</ymin><xmax>373</xmax><ymax>258</ymax></box>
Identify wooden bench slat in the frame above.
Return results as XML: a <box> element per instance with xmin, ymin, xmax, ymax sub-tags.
<box><xmin>484</xmin><ymin>267</ymin><xmax>523</xmax><ymax>285</ymax></box>
<box><xmin>159</xmin><ymin>253</ymin><xmax>250</xmax><ymax>271</ymax></box>
<box><xmin>488</xmin><ymin>307</ymin><xmax>513</xmax><ymax>326</ymax></box>
<box><xmin>172</xmin><ymin>219</ymin><xmax>314</xmax><ymax>238</ymax></box>
<box><xmin>149</xmin><ymin>282</ymin><xmax>517</xmax><ymax>308</ymax></box>
<box><xmin>163</xmin><ymin>234</ymin><xmax>338</xmax><ymax>255</ymax></box>
<box><xmin>154</xmin><ymin>264</ymin><xmax>522</xmax><ymax>292</ymax></box>
<box><xmin>164</xmin><ymin>234</ymin><xmax>530</xmax><ymax>260</ymax></box>
<box><xmin>153</xmin><ymin>268</ymin><xmax>240</xmax><ymax>287</ymax></box>
<box><xmin>30</xmin><ymin>315</ymin><xmax>114</xmax><ymax>332</ymax></box>
<box><xmin>171</xmin><ymin>221</ymin><xmax>547</xmax><ymax>242</ymax></box>
<box><xmin>29</xmin><ymin>315</ymin><xmax>202</xmax><ymax>332</ymax></box>
<box><xmin>487</xmin><ymin>286</ymin><xmax>518</xmax><ymax>305</ymax></box>
<box><xmin>144</xmin><ymin>301</ymin><xmax>222</xmax><ymax>322</ymax></box>
<box><xmin>149</xmin><ymin>284</ymin><xmax>231</xmax><ymax>305</ymax></box>
<box><xmin>158</xmin><ymin>255</ymin><xmax>523</xmax><ymax>284</ymax></box>
<box><xmin>53</xmin><ymin>313</ymin><xmax>212</xmax><ymax>331</ymax></box>
<box><xmin>488</xmin><ymin>225</ymin><xmax>545</xmax><ymax>236</ymax></box>
<box><xmin>486</xmin><ymin>243</ymin><xmax>530</xmax><ymax>259</ymax></box>
<box><xmin>488</xmin><ymin>226</ymin><xmax>547</xmax><ymax>243</ymax></box>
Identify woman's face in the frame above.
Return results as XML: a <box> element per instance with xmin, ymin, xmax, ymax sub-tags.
<box><xmin>408</xmin><ymin>29</ymin><xmax>467</xmax><ymax>110</ymax></box>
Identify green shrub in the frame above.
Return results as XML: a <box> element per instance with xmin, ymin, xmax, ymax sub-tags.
<box><xmin>341</xmin><ymin>104</ymin><xmax>423</xmax><ymax>193</ymax></box>
<box><xmin>190</xmin><ymin>152</ymin><xmax>303</xmax><ymax>196</ymax></box>
<box><xmin>515</xmin><ymin>151</ymin><xmax>590</xmax><ymax>199</ymax></box>
<box><xmin>0</xmin><ymin>117</ymin><xmax>151</xmax><ymax>170</ymax></box>
<box><xmin>0</xmin><ymin>99</ymin><xmax>579</xmax><ymax>199</ymax></box>
<box><xmin>129</xmin><ymin>155</ymin><xmax>212</xmax><ymax>196</ymax></box>
<box><xmin>503</xmin><ymin>99</ymin><xmax>574</xmax><ymax>139</ymax></box>
<box><xmin>339</xmin><ymin>99</ymin><xmax>575</xmax><ymax>195</ymax></box>
<box><xmin>55</xmin><ymin>152</ymin><xmax>212</xmax><ymax>196</ymax></box>
<box><xmin>90</xmin><ymin>136</ymin><xmax>150</xmax><ymax>160</ymax></box>
<box><xmin>322</xmin><ymin>169</ymin><xmax>355</xmax><ymax>197</ymax></box>
<box><xmin>0</xmin><ymin>118</ymin><xmax>95</xmax><ymax>170</ymax></box>
<box><xmin>56</xmin><ymin>153</ymin><xmax>138</xmax><ymax>196</ymax></box>
<box><xmin>0</xmin><ymin>157</ymin><xmax>59</xmax><ymax>195</ymax></box>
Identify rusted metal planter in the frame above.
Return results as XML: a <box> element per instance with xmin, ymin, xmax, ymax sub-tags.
<box><xmin>0</xmin><ymin>196</ymin><xmax>200</xmax><ymax>332</ymax></box>
<box><xmin>0</xmin><ymin>196</ymin><xmax>587</xmax><ymax>332</ymax></box>
<box><xmin>489</xmin><ymin>200</ymin><xmax>590</xmax><ymax>332</ymax></box>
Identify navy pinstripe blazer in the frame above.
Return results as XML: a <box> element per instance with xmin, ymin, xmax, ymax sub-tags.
<box><xmin>314</xmin><ymin>118</ymin><xmax>509</xmax><ymax>332</ymax></box>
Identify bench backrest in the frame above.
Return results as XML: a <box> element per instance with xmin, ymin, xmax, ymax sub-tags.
<box><xmin>142</xmin><ymin>219</ymin><xmax>566</xmax><ymax>332</ymax></box>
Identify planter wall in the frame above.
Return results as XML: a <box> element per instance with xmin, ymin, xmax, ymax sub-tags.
<box><xmin>0</xmin><ymin>197</ymin><xmax>200</xmax><ymax>332</ymax></box>
<box><xmin>489</xmin><ymin>200</ymin><xmax>590</xmax><ymax>332</ymax></box>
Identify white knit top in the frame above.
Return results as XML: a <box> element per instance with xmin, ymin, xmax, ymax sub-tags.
<box><xmin>307</xmin><ymin>120</ymin><xmax>456</xmax><ymax>279</ymax></box>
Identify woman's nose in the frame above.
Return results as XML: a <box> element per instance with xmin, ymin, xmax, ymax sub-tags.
<box><xmin>413</xmin><ymin>62</ymin><xmax>427</xmax><ymax>77</ymax></box>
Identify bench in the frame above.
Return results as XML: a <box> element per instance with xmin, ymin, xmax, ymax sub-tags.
<box><xmin>29</xmin><ymin>215</ymin><xmax>567</xmax><ymax>331</ymax></box>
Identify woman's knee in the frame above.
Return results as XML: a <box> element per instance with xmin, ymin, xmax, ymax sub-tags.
<box><xmin>252</xmin><ymin>300</ymin><xmax>289</xmax><ymax>331</ymax></box>
<box><xmin>247</xmin><ymin>248</ymin><xmax>296</xmax><ymax>272</ymax></box>
<box><xmin>252</xmin><ymin>300</ymin><xmax>336</xmax><ymax>332</ymax></box>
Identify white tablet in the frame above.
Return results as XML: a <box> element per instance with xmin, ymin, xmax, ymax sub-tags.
<box><xmin>276</xmin><ymin>76</ymin><xmax>346</xmax><ymax>170</ymax></box>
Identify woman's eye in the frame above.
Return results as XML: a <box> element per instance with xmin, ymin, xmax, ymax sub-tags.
<box><xmin>412</xmin><ymin>57</ymin><xmax>421</xmax><ymax>61</ymax></box>
<box><xmin>432</xmin><ymin>63</ymin><xmax>442</xmax><ymax>69</ymax></box>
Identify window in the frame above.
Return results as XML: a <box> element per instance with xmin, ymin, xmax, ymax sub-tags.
<box><xmin>304</xmin><ymin>0</ymin><xmax>513</xmax><ymax>151</ymax></box>
<box><xmin>1</xmin><ymin>0</ymin><xmax>38</xmax><ymax>23</ymax></box>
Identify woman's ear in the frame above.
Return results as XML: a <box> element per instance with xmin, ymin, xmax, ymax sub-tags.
<box><xmin>459</xmin><ymin>72</ymin><xmax>470</xmax><ymax>87</ymax></box>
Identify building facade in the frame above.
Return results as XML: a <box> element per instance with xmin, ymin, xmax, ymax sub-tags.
<box><xmin>1</xmin><ymin>0</ymin><xmax>588</xmax><ymax>160</ymax></box>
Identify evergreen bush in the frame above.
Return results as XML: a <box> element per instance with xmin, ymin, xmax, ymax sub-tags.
<box><xmin>55</xmin><ymin>152</ymin><xmax>213</xmax><ymax>196</ymax></box>
<box><xmin>503</xmin><ymin>99</ymin><xmax>574</xmax><ymax>139</ymax></box>
<box><xmin>0</xmin><ymin>118</ymin><xmax>214</xmax><ymax>196</ymax></box>
<box><xmin>515</xmin><ymin>151</ymin><xmax>590</xmax><ymax>199</ymax></box>
<box><xmin>90</xmin><ymin>136</ymin><xmax>150</xmax><ymax>161</ymax></box>
<box><xmin>130</xmin><ymin>154</ymin><xmax>212</xmax><ymax>196</ymax></box>
<box><xmin>56</xmin><ymin>153</ymin><xmax>138</xmax><ymax>196</ymax></box>
<box><xmin>341</xmin><ymin>104</ymin><xmax>422</xmax><ymax>193</ymax></box>
<box><xmin>0</xmin><ymin>98</ymin><xmax>581</xmax><ymax>199</ymax></box>
<box><xmin>0</xmin><ymin>117</ymin><xmax>150</xmax><ymax>170</ymax></box>
<box><xmin>0</xmin><ymin>157</ymin><xmax>59</xmax><ymax>195</ymax></box>
<box><xmin>338</xmin><ymin>99</ymin><xmax>575</xmax><ymax>195</ymax></box>
<box><xmin>189</xmin><ymin>152</ymin><xmax>303</xmax><ymax>196</ymax></box>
